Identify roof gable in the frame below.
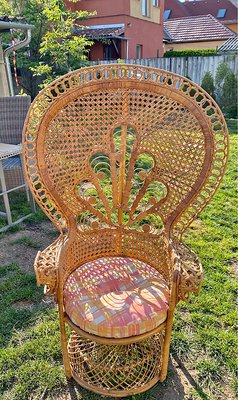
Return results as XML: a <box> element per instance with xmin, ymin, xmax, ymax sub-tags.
<box><xmin>164</xmin><ymin>0</ymin><xmax>190</xmax><ymax>19</ymax></box>
<box><xmin>164</xmin><ymin>0</ymin><xmax>237</xmax><ymax>23</ymax></box>
<box><xmin>185</xmin><ymin>0</ymin><xmax>237</xmax><ymax>22</ymax></box>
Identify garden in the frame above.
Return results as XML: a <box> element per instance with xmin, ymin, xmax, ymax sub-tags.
<box><xmin>0</xmin><ymin>121</ymin><xmax>237</xmax><ymax>400</ymax></box>
<box><xmin>0</xmin><ymin>2</ymin><xmax>237</xmax><ymax>400</ymax></box>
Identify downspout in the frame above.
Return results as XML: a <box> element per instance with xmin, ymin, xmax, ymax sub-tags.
<box><xmin>126</xmin><ymin>38</ymin><xmax>129</xmax><ymax>60</ymax></box>
<box><xmin>3</xmin><ymin>28</ymin><xmax>32</xmax><ymax>96</ymax></box>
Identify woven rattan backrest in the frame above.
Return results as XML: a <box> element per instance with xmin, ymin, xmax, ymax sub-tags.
<box><xmin>23</xmin><ymin>65</ymin><xmax>228</xmax><ymax>245</ymax></box>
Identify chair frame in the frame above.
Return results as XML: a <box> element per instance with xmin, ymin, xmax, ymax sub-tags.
<box><xmin>0</xmin><ymin>96</ymin><xmax>35</xmax><ymax>231</ymax></box>
<box><xmin>23</xmin><ymin>64</ymin><xmax>229</xmax><ymax>397</ymax></box>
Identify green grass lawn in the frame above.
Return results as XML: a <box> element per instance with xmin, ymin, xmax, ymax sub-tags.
<box><xmin>172</xmin><ymin>131</ymin><xmax>238</xmax><ymax>398</ymax></box>
<box><xmin>0</xmin><ymin>132</ymin><xmax>237</xmax><ymax>400</ymax></box>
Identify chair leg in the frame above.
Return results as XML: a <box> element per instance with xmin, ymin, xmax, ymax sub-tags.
<box><xmin>160</xmin><ymin>309</ymin><xmax>174</xmax><ymax>381</ymax></box>
<box><xmin>59</xmin><ymin>307</ymin><xmax>72</xmax><ymax>378</ymax></box>
<box><xmin>0</xmin><ymin>160</ymin><xmax>12</xmax><ymax>225</ymax></box>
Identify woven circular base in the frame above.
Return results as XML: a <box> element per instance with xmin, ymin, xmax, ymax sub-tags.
<box><xmin>68</xmin><ymin>330</ymin><xmax>164</xmax><ymax>397</ymax></box>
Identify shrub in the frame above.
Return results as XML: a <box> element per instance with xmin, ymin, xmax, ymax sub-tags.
<box><xmin>223</xmin><ymin>104</ymin><xmax>238</xmax><ymax>119</ymax></box>
<box><xmin>215</xmin><ymin>63</ymin><xmax>237</xmax><ymax>118</ymax></box>
<box><xmin>222</xmin><ymin>72</ymin><xmax>238</xmax><ymax>118</ymax></box>
<box><xmin>164</xmin><ymin>49</ymin><xmax>217</xmax><ymax>57</ymax></box>
<box><xmin>201</xmin><ymin>71</ymin><xmax>216</xmax><ymax>99</ymax></box>
<box><xmin>215</xmin><ymin>62</ymin><xmax>231</xmax><ymax>88</ymax></box>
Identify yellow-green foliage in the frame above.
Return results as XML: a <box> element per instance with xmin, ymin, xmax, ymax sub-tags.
<box><xmin>2</xmin><ymin>0</ymin><xmax>94</xmax><ymax>88</ymax></box>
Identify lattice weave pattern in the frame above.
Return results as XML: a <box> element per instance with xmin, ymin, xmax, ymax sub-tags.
<box><xmin>68</xmin><ymin>330</ymin><xmax>164</xmax><ymax>394</ymax></box>
<box><xmin>61</xmin><ymin>231</ymin><xmax>169</xmax><ymax>284</ymax></box>
<box><xmin>23</xmin><ymin>65</ymin><xmax>228</xmax><ymax>243</ymax></box>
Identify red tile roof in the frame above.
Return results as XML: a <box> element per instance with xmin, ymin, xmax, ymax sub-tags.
<box><xmin>184</xmin><ymin>0</ymin><xmax>237</xmax><ymax>23</ymax></box>
<box><xmin>164</xmin><ymin>14</ymin><xmax>236</xmax><ymax>42</ymax></box>
<box><xmin>164</xmin><ymin>0</ymin><xmax>190</xmax><ymax>19</ymax></box>
<box><xmin>165</xmin><ymin>0</ymin><xmax>237</xmax><ymax>23</ymax></box>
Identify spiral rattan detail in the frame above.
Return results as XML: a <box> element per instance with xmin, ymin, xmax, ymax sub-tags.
<box><xmin>68</xmin><ymin>330</ymin><xmax>164</xmax><ymax>397</ymax></box>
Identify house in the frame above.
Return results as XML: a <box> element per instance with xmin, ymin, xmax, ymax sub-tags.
<box><xmin>164</xmin><ymin>0</ymin><xmax>238</xmax><ymax>33</ymax></box>
<box><xmin>164</xmin><ymin>14</ymin><xmax>236</xmax><ymax>51</ymax></box>
<box><xmin>67</xmin><ymin>0</ymin><xmax>164</xmax><ymax>60</ymax></box>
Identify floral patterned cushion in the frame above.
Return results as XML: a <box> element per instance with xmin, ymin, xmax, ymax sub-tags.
<box><xmin>63</xmin><ymin>256</ymin><xmax>170</xmax><ymax>338</ymax></box>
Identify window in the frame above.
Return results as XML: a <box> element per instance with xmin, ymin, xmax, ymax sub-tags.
<box><xmin>164</xmin><ymin>9</ymin><xmax>171</xmax><ymax>21</ymax></box>
<box><xmin>153</xmin><ymin>0</ymin><xmax>159</xmax><ymax>6</ymax></box>
<box><xmin>217</xmin><ymin>8</ymin><xmax>226</xmax><ymax>18</ymax></box>
<box><xmin>136</xmin><ymin>45</ymin><xmax>143</xmax><ymax>59</ymax></box>
<box><xmin>142</xmin><ymin>0</ymin><xmax>149</xmax><ymax>17</ymax></box>
<box><xmin>104</xmin><ymin>45</ymin><xmax>112</xmax><ymax>60</ymax></box>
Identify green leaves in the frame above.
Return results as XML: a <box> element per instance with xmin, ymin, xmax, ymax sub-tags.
<box><xmin>214</xmin><ymin>62</ymin><xmax>238</xmax><ymax>117</ymax></box>
<box><xmin>201</xmin><ymin>72</ymin><xmax>215</xmax><ymax>99</ymax></box>
<box><xmin>0</xmin><ymin>0</ymin><xmax>14</xmax><ymax>15</ymax></box>
<box><xmin>30</xmin><ymin>64</ymin><xmax>52</xmax><ymax>76</ymax></box>
<box><xmin>4</xmin><ymin>0</ymin><xmax>94</xmax><ymax>90</ymax></box>
<box><xmin>31</xmin><ymin>0</ymin><xmax>93</xmax><ymax>85</ymax></box>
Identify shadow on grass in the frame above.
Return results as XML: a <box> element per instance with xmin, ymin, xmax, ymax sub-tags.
<box><xmin>172</xmin><ymin>355</ymin><xmax>209</xmax><ymax>400</ymax></box>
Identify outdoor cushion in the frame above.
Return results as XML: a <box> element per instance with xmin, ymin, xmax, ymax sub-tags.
<box><xmin>64</xmin><ymin>256</ymin><xmax>170</xmax><ymax>338</ymax></box>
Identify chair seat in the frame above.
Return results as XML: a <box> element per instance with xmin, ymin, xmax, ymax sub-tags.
<box><xmin>64</xmin><ymin>257</ymin><xmax>170</xmax><ymax>338</ymax></box>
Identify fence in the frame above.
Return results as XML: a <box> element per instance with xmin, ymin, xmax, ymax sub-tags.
<box><xmin>91</xmin><ymin>53</ymin><xmax>238</xmax><ymax>85</ymax></box>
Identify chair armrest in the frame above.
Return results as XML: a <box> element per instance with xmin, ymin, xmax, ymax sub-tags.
<box><xmin>176</xmin><ymin>243</ymin><xmax>203</xmax><ymax>302</ymax></box>
<box><xmin>34</xmin><ymin>236</ymin><xmax>64</xmax><ymax>296</ymax></box>
<box><xmin>164</xmin><ymin>238</ymin><xmax>181</xmax><ymax>308</ymax></box>
<box><xmin>165</xmin><ymin>238</ymin><xmax>203</xmax><ymax>305</ymax></box>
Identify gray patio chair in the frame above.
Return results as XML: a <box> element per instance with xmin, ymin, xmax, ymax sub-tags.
<box><xmin>0</xmin><ymin>95</ymin><xmax>31</xmax><ymax>144</ymax></box>
<box><xmin>0</xmin><ymin>95</ymin><xmax>35</xmax><ymax>229</ymax></box>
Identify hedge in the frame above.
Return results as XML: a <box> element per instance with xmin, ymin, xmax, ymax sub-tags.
<box><xmin>164</xmin><ymin>49</ymin><xmax>217</xmax><ymax>57</ymax></box>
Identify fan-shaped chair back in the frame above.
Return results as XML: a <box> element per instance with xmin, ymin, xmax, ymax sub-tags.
<box><xmin>23</xmin><ymin>65</ymin><xmax>228</xmax><ymax>279</ymax></box>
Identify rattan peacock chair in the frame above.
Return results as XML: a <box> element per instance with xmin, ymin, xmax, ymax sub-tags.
<box><xmin>22</xmin><ymin>64</ymin><xmax>229</xmax><ymax>397</ymax></box>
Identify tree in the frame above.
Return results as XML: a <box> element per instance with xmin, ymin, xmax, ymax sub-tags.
<box><xmin>201</xmin><ymin>71</ymin><xmax>215</xmax><ymax>99</ymax></box>
<box><xmin>222</xmin><ymin>71</ymin><xmax>238</xmax><ymax>118</ymax></box>
<box><xmin>0</xmin><ymin>0</ymin><xmax>94</xmax><ymax>94</ymax></box>
<box><xmin>215</xmin><ymin>62</ymin><xmax>230</xmax><ymax>89</ymax></box>
<box><xmin>0</xmin><ymin>0</ymin><xmax>14</xmax><ymax>15</ymax></box>
<box><xmin>215</xmin><ymin>62</ymin><xmax>237</xmax><ymax>118</ymax></box>
<box><xmin>215</xmin><ymin>62</ymin><xmax>231</xmax><ymax>105</ymax></box>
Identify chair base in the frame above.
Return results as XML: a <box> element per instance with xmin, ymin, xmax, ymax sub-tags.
<box><xmin>67</xmin><ymin>330</ymin><xmax>164</xmax><ymax>397</ymax></box>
